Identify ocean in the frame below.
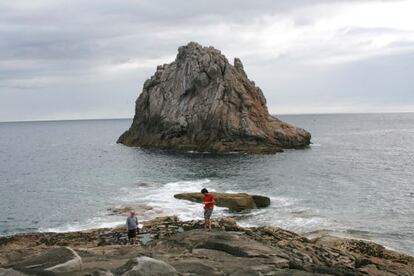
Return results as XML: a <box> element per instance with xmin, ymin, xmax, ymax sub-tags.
<box><xmin>0</xmin><ymin>113</ymin><xmax>413</xmax><ymax>255</ymax></box>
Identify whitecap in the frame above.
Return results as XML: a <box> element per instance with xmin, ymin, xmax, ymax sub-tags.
<box><xmin>38</xmin><ymin>216</ymin><xmax>124</xmax><ymax>233</ymax></box>
<box><xmin>114</xmin><ymin>178</ymin><xmax>228</xmax><ymax>222</ymax></box>
<box><xmin>269</xmin><ymin>196</ymin><xmax>297</xmax><ymax>207</ymax></box>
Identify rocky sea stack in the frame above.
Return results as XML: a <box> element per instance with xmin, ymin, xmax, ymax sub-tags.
<box><xmin>118</xmin><ymin>42</ymin><xmax>311</xmax><ymax>153</ymax></box>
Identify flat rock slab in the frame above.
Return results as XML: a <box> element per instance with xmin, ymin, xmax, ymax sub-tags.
<box><xmin>8</xmin><ymin>247</ymin><xmax>82</xmax><ymax>274</ymax></box>
<box><xmin>157</xmin><ymin>229</ymin><xmax>287</xmax><ymax>258</ymax></box>
<box><xmin>191</xmin><ymin>231</ymin><xmax>276</xmax><ymax>257</ymax></box>
<box><xmin>113</xmin><ymin>256</ymin><xmax>178</xmax><ymax>276</ymax></box>
<box><xmin>174</xmin><ymin>192</ymin><xmax>270</xmax><ymax>211</ymax></box>
<box><xmin>151</xmin><ymin>229</ymin><xmax>289</xmax><ymax>275</ymax></box>
<box><xmin>168</xmin><ymin>260</ymin><xmax>224</xmax><ymax>276</ymax></box>
<box><xmin>0</xmin><ymin>268</ymin><xmax>27</xmax><ymax>276</ymax></box>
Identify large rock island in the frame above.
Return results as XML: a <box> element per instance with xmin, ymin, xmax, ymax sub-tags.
<box><xmin>118</xmin><ymin>42</ymin><xmax>311</xmax><ymax>153</ymax></box>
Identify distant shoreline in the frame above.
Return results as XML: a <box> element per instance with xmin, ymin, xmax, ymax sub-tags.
<box><xmin>2</xmin><ymin>111</ymin><xmax>414</xmax><ymax>124</ymax></box>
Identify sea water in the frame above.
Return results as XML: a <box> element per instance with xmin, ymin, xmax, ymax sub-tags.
<box><xmin>0</xmin><ymin>114</ymin><xmax>413</xmax><ymax>255</ymax></box>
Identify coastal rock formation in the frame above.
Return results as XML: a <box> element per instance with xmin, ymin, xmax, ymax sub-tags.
<box><xmin>3</xmin><ymin>247</ymin><xmax>82</xmax><ymax>274</ymax></box>
<box><xmin>118</xmin><ymin>42</ymin><xmax>311</xmax><ymax>153</ymax></box>
<box><xmin>174</xmin><ymin>192</ymin><xmax>270</xmax><ymax>211</ymax></box>
<box><xmin>114</xmin><ymin>256</ymin><xmax>178</xmax><ymax>276</ymax></box>
<box><xmin>1</xmin><ymin>216</ymin><xmax>413</xmax><ymax>275</ymax></box>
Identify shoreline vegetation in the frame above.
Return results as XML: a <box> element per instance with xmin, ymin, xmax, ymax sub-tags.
<box><xmin>1</xmin><ymin>216</ymin><xmax>413</xmax><ymax>275</ymax></box>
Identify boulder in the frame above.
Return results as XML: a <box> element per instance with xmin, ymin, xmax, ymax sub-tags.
<box><xmin>117</xmin><ymin>42</ymin><xmax>311</xmax><ymax>153</ymax></box>
<box><xmin>9</xmin><ymin>247</ymin><xmax>82</xmax><ymax>274</ymax></box>
<box><xmin>174</xmin><ymin>192</ymin><xmax>270</xmax><ymax>211</ymax></box>
<box><xmin>252</xmin><ymin>195</ymin><xmax>271</xmax><ymax>208</ymax></box>
<box><xmin>114</xmin><ymin>256</ymin><xmax>178</xmax><ymax>276</ymax></box>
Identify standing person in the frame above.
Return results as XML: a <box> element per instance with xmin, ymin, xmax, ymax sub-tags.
<box><xmin>126</xmin><ymin>211</ymin><xmax>139</xmax><ymax>245</ymax></box>
<box><xmin>201</xmin><ymin>188</ymin><xmax>215</xmax><ymax>231</ymax></box>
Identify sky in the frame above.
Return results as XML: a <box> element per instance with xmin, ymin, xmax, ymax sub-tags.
<box><xmin>1</xmin><ymin>0</ymin><xmax>414</xmax><ymax>122</ymax></box>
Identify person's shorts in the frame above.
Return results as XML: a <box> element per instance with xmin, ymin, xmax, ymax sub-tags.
<box><xmin>204</xmin><ymin>207</ymin><xmax>213</xmax><ymax>219</ymax></box>
<box><xmin>128</xmin><ymin>229</ymin><xmax>137</xmax><ymax>239</ymax></box>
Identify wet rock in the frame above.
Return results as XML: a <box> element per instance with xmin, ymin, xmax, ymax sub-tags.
<box><xmin>107</xmin><ymin>206</ymin><xmax>136</xmax><ymax>216</ymax></box>
<box><xmin>135</xmin><ymin>181</ymin><xmax>159</xmax><ymax>188</ymax></box>
<box><xmin>252</xmin><ymin>195</ymin><xmax>271</xmax><ymax>208</ymax></box>
<box><xmin>174</xmin><ymin>192</ymin><xmax>270</xmax><ymax>211</ymax></box>
<box><xmin>117</xmin><ymin>42</ymin><xmax>311</xmax><ymax>153</ymax></box>
<box><xmin>107</xmin><ymin>204</ymin><xmax>153</xmax><ymax>216</ymax></box>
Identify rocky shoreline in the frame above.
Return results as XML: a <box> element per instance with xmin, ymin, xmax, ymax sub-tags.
<box><xmin>1</xmin><ymin>216</ymin><xmax>413</xmax><ymax>275</ymax></box>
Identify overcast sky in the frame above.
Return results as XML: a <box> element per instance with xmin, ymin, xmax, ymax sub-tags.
<box><xmin>1</xmin><ymin>0</ymin><xmax>414</xmax><ymax>121</ymax></box>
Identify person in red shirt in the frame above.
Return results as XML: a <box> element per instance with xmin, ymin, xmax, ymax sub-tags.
<box><xmin>201</xmin><ymin>188</ymin><xmax>215</xmax><ymax>231</ymax></box>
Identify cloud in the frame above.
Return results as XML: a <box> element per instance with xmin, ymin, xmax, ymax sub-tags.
<box><xmin>0</xmin><ymin>0</ymin><xmax>413</xmax><ymax>121</ymax></box>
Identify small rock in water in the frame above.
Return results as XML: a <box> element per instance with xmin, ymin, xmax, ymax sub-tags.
<box><xmin>174</xmin><ymin>192</ymin><xmax>271</xmax><ymax>211</ymax></box>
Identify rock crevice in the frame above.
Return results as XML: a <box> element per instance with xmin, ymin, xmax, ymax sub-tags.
<box><xmin>118</xmin><ymin>42</ymin><xmax>311</xmax><ymax>153</ymax></box>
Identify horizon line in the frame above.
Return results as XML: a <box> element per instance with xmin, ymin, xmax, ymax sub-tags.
<box><xmin>1</xmin><ymin>110</ymin><xmax>414</xmax><ymax>124</ymax></box>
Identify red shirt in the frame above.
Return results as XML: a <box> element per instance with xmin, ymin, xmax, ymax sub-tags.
<box><xmin>203</xmin><ymin>193</ymin><xmax>214</xmax><ymax>209</ymax></box>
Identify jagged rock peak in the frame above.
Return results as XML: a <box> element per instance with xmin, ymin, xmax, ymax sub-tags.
<box><xmin>117</xmin><ymin>42</ymin><xmax>311</xmax><ymax>153</ymax></box>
